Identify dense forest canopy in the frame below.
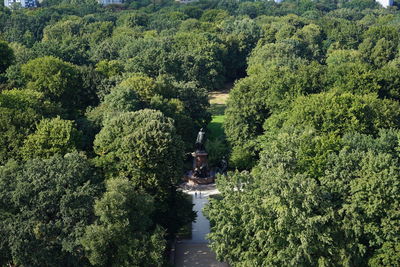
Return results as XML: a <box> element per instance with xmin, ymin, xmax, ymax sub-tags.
<box><xmin>1</xmin><ymin>0</ymin><xmax>400</xmax><ymax>266</ymax></box>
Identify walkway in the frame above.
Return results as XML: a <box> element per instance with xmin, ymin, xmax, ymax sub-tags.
<box><xmin>175</xmin><ymin>184</ymin><xmax>228</xmax><ymax>267</ymax></box>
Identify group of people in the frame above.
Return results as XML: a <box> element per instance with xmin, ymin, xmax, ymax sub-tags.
<box><xmin>194</xmin><ymin>191</ymin><xmax>202</xmax><ymax>199</ymax></box>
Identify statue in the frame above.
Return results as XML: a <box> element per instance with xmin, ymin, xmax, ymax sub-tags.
<box><xmin>193</xmin><ymin>163</ymin><xmax>208</xmax><ymax>178</ymax></box>
<box><xmin>199</xmin><ymin>163</ymin><xmax>208</xmax><ymax>178</ymax></box>
<box><xmin>219</xmin><ymin>156</ymin><xmax>228</xmax><ymax>174</ymax></box>
<box><xmin>188</xmin><ymin>127</ymin><xmax>215</xmax><ymax>184</ymax></box>
<box><xmin>195</xmin><ymin>128</ymin><xmax>206</xmax><ymax>151</ymax></box>
<box><xmin>193</xmin><ymin>167</ymin><xmax>201</xmax><ymax>178</ymax></box>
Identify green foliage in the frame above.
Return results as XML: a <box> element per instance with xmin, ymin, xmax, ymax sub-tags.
<box><xmin>0</xmin><ymin>89</ymin><xmax>61</xmax><ymax>164</ymax></box>
<box><xmin>325</xmin><ymin>50</ymin><xmax>400</xmax><ymax>97</ymax></box>
<box><xmin>293</xmin><ymin>23</ymin><xmax>324</xmax><ymax>60</ymax></box>
<box><xmin>237</xmin><ymin>2</ymin><xmax>264</xmax><ymax>18</ymax></box>
<box><xmin>155</xmin><ymin>77</ymin><xmax>211</xmax><ymax>148</ymax></box>
<box><xmin>200</xmin><ymin>9</ymin><xmax>229</xmax><ymax>23</ymax></box>
<box><xmin>121</xmin><ymin>33</ymin><xmax>226</xmax><ymax>90</ymax></box>
<box><xmin>374</xmin><ymin>61</ymin><xmax>400</xmax><ymax>101</ymax></box>
<box><xmin>156</xmin><ymin>77</ymin><xmax>211</xmax><ymax>129</ymax></box>
<box><xmin>104</xmin><ymin>81</ymin><xmax>141</xmax><ymax>114</ymax></box>
<box><xmin>247</xmin><ymin>42</ymin><xmax>308</xmax><ymax>72</ymax></box>
<box><xmin>220</xmin><ymin>18</ymin><xmax>262</xmax><ymax>79</ymax></box>
<box><xmin>94</xmin><ymin>109</ymin><xmax>183</xmax><ymax>194</ymax></box>
<box><xmin>21</xmin><ymin>117</ymin><xmax>82</xmax><ymax>160</ymax></box>
<box><xmin>42</xmin><ymin>17</ymin><xmax>84</xmax><ymax>41</ymax></box>
<box><xmin>82</xmin><ymin>177</ymin><xmax>165</xmax><ymax>267</ymax></box>
<box><xmin>224</xmin><ymin>77</ymin><xmax>270</xmax><ymax>149</ymax></box>
<box><xmin>93</xmin><ymin>109</ymin><xmax>191</xmax><ymax>234</ymax></box>
<box><xmin>207</xmin><ymin>129</ymin><xmax>400</xmax><ymax>266</ymax></box>
<box><xmin>369</xmin><ymin>242</ymin><xmax>400</xmax><ymax>266</ymax></box>
<box><xmin>95</xmin><ymin>60</ymin><xmax>124</xmax><ymax>78</ymax></box>
<box><xmin>42</xmin><ymin>16</ymin><xmax>113</xmax><ymax>48</ymax></box>
<box><xmin>2</xmin><ymin>2</ymin><xmax>400</xmax><ymax>266</ymax></box>
<box><xmin>8</xmin><ymin>42</ymin><xmax>32</xmax><ymax>65</ymax></box>
<box><xmin>88</xmin><ymin>74</ymin><xmax>210</xmax><ymax>149</ymax></box>
<box><xmin>86</xmin><ymin>78</ymin><xmax>142</xmax><ymax>130</ymax></box>
<box><xmin>21</xmin><ymin>56</ymin><xmax>84</xmax><ymax>112</ymax></box>
<box><xmin>359</xmin><ymin>25</ymin><xmax>400</xmax><ymax>66</ymax></box>
<box><xmin>224</xmin><ymin>60</ymin><xmax>324</xmax><ymax>151</ymax></box>
<box><xmin>229</xmin><ymin>142</ymin><xmax>258</xmax><ymax>171</ymax></box>
<box><xmin>0</xmin><ymin>40</ymin><xmax>14</xmax><ymax>73</ymax></box>
<box><xmin>31</xmin><ymin>38</ymin><xmax>91</xmax><ymax>65</ymax></box>
<box><xmin>265</xmin><ymin>92</ymin><xmax>400</xmax><ymax>137</ymax></box>
<box><xmin>0</xmin><ymin>153</ymin><xmax>101</xmax><ymax>266</ymax></box>
<box><xmin>117</xmin><ymin>11</ymin><xmax>149</xmax><ymax>28</ymax></box>
<box><xmin>343</xmin><ymin>0</ymin><xmax>379</xmax><ymax>10</ymax></box>
<box><xmin>118</xmin><ymin>75</ymin><xmax>157</xmax><ymax>102</ymax></box>
<box><xmin>205</xmin><ymin>137</ymin><xmax>229</xmax><ymax>167</ymax></box>
<box><xmin>327</xmin><ymin>18</ymin><xmax>364</xmax><ymax>49</ymax></box>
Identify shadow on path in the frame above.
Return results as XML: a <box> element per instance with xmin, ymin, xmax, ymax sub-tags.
<box><xmin>175</xmin><ymin>243</ymin><xmax>227</xmax><ymax>267</ymax></box>
<box><xmin>175</xmin><ymin>184</ymin><xmax>228</xmax><ymax>267</ymax></box>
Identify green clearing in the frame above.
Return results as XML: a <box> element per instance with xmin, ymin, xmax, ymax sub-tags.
<box><xmin>207</xmin><ymin>93</ymin><xmax>228</xmax><ymax>140</ymax></box>
<box><xmin>207</xmin><ymin>114</ymin><xmax>225</xmax><ymax>140</ymax></box>
<box><xmin>208</xmin><ymin>103</ymin><xmax>226</xmax><ymax>116</ymax></box>
<box><xmin>206</xmin><ymin>91</ymin><xmax>229</xmax><ymax>167</ymax></box>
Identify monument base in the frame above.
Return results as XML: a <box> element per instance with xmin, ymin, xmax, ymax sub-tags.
<box><xmin>187</xmin><ymin>176</ymin><xmax>215</xmax><ymax>185</ymax></box>
<box><xmin>184</xmin><ymin>170</ymin><xmax>215</xmax><ymax>185</ymax></box>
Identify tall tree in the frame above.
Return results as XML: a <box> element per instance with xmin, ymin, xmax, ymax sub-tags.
<box><xmin>94</xmin><ymin>110</ymin><xmax>193</xmax><ymax>234</ymax></box>
<box><xmin>0</xmin><ymin>153</ymin><xmax>102</xmax><ymax>266</ymax></box>
<box><xmin>94</xmin><ymin>109</ymin><xmax>183</xmax><ymax>194</ymax></box>
<box><xmin>21</xmin><ymin>56</ymin><xmax>86</xmax><ymax>114</ymax></box>
<box><xmin>21</xmin><ymin>117</ymin><xmax>82</xmax><ymax>160</ymax></box>
<box><xmin>82</xmin><ymin>177</ymin><xmax>165</xmax><ymax>267</ymax></box>
<box><xmin>207</xmin><ymin>128</ymin><xmax>400</xmax><ymax>266</ymax></box>
<box><xmin>264</xmin><ymin>92</ymin><xmax>400</xmax><ymax>137</ymax></box>
<box><xmin>0</xmin><ymin>41</ymin><xmax>14</xmax><ymax>73</ymax></box>
<box><xmin>0</xmin><ymin>89</ymin><xmax>61</xmax><ymax>164</ymax></box>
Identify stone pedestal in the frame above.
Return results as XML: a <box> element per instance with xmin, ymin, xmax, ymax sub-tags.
<box><xmin>192</xmin><ymin>151</ymin><xmax>208</xmax><ymax>169</ymax></box>
<box><xmin>187</xmin><ymin>175</ymin><xmax>215</xmax><ymax>185</ymax></box>
<box><xmin>185</xmin><ymin>150</ymin><xmax>215</xmax><ymax>185</ymax></box>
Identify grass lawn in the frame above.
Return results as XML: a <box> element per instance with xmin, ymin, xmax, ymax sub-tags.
<box><xmin>207</xmin><ymin>114</ymin><xmax>225</xmax><ymax>140</ymax></box>
<box><xmin>209</xmin><ymin>91</ymin><xmax>229</xmax><ymax>105</ymax></box>
<box><xmin>207</xmin><ymin>91</ymin><xmax>229</xmax><ymax>140</ymax></box>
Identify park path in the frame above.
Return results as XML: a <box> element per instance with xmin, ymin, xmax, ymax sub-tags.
<box><xmin>175</xmin><ymin>184</ymin><xmax>228</xmax><ymax>267</ymax></box>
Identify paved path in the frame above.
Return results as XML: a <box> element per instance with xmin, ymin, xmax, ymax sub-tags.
<box><xmin>175</xmin><ymin>184</ymin><xmax>228</xmax><ymax>267</ymax></box>
<box><xmin>175</xmin><ymin>243</ymin><xmax>227</xmax><ymax>267</ymax></box>
<box><xmin>190</xmin><ymin>195</ymin><xmax>210</xmax><ymax>243</ymax></box>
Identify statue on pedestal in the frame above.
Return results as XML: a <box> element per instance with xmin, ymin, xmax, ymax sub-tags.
<box><xmin>187</xmin><ymin>128</ymin><xmax>215</xmax><ymax>184</ymax></box>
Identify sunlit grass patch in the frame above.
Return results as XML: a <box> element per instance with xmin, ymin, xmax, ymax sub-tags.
<box><xmin>207</xmin><ymin>115</ymin><xmax>225</xmax><ymax>140</ymax></box>
<box><xmin>208</xmin><ymin>90</ymin><xmax>229</xmax><ymax>140</ymax></box>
